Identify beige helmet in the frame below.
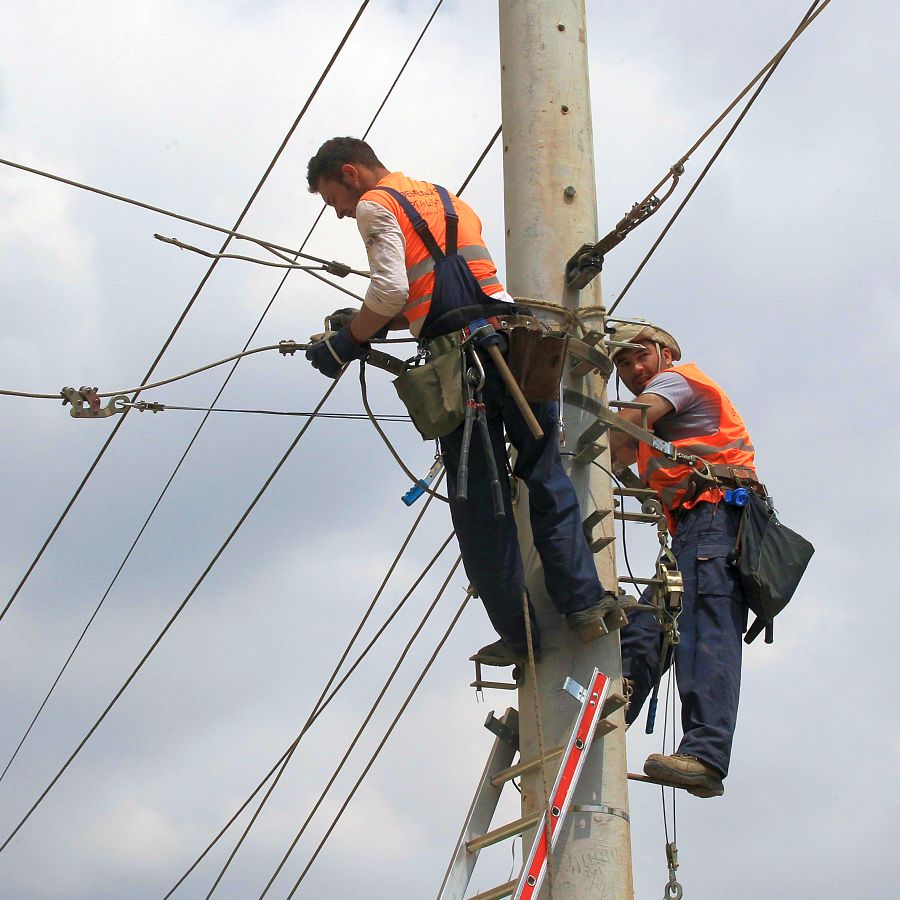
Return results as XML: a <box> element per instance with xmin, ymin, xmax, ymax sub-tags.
<box><xmin>608</xmin><ymin>318</ymin><xmax>681</xmax><ymax>362</ymax></box>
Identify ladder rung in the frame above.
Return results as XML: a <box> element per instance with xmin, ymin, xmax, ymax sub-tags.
<box><xmin>466</xmin><ymin>811</ymin><xmax>542</xmax><ymax>853</ymax></box>
<box><xmin>613</xmin><ymin>486</ymin><xmax>658</xmax><ymax>498</ymax></box>
<box><xmin>469</xmin><ymin>878</ymin><xmax>517</xmax><ymax>900</ymax></box>
<box><xmin>589</xmin><ymin>535</ymin><xmax>615</xmax><ymax>552</ymax></box>
<box><xmin>491</xmin><ymin>746</ymin><xmax>565</xmax><ymax>787</ymax></box>
<box><xmin>627</xmin><ymin>772</ymin><xmax>694</xmax><ymax>792</ymax></box>
<box><xmin>576</xmin><ymin>419</ymin><xmax>610</xmax><ymax>451</ymax></box>
<box><xmin>614</xmin><ymin>510</ymin><xmax>661</xmax><ymax>524</ymax></box>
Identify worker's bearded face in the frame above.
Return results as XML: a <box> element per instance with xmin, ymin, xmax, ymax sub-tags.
<box><xmin>614</xmin><ymin>340</ymin><xmax>673</xmax><ymax>396</ymax></box>
<box><xmin>317</xmin><ymin>172</ymin><xmax>365</xmax><ymax>220</ymax></box>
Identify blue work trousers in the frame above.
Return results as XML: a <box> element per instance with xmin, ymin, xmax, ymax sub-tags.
<box><xmin>440</xmin><ymin>357</ymin><xmax>605</xmax><ymax>651</ymax></box>
<box><xmin>621</xmin><ymin>501</ymin><xmax>746</xmax><ymax>777</ymax></box>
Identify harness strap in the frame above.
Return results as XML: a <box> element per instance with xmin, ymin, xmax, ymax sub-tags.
<box><xmin>373</xmin><ymin>183</ymin><xmax>458</xmax><ymax>263</ymax></box>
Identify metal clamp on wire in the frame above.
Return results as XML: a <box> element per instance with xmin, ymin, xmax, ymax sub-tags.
<box><xmin>61</xmin><ymin>386</ymin><xmax>128</xmax><ymax>419</ymax></box>
<box><xmin>663</xmin><ymin>841</ymin><xmax>684</xmax><ymax>900</ymax></box>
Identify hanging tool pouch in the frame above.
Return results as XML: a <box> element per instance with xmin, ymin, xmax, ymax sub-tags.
<box><xmin>734</xmin><ymin>489</ymin><xmax>815</xmax><ymax>644</ymax></box>
<box><xmin>393</xmin><ymin>332</ymin><xmax>466</xmax><ymax>440</ymax></box>
<box><xmin>504</xmin><ymin>321</ymin><xmax>569</xmax><ymax>402</ymax></box>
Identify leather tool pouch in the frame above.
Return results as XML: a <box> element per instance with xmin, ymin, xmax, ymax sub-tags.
<box><xmin>504</xmin><ymin>323</ymin><xmax>570</xmax><ymax>402</ymax></box>
<box><xmin>393</xmin><ymin>333</ymin><xmax>466</xmax><ymax>440</ymax></box>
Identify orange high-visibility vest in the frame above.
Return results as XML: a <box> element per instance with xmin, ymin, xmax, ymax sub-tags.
<box><xmin>361</xmin><ymin>172</ymin><xmax>504</xmax><ymax>326</ymax></box>
<box><xmin>637</xmin><ymin>363</ymin><xmax>756</xmax><ymax>532</ymax></box>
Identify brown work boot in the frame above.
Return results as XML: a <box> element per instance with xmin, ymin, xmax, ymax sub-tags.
<box><xmin>566</xmin><ymin>592</ymin><xmax>618</xmax><ymax>642</ymax></box>
<box><xmin>643</xmin><ymin>753</ymin><xmax>724</xmax><ymax>798</ymax></box>
<box><xmin>470</xmin><ymin>639</ymin><xmax>539</xmax><ymax>667</ymax></box>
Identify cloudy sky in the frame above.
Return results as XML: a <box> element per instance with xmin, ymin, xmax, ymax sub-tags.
<box><xmin>1</xmin><ymin>1</ymin><xmax>897</xmax><ymax>897</ymax></box>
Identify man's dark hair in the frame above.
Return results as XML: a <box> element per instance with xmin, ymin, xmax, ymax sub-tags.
<box><xmin>306</xmin><ymin>137</ymin><xmax>384</xmax><ymax>192</ymax></box>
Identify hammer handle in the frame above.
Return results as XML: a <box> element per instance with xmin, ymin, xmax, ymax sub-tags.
<box><xmin>485</xmin><ymin>345</ymin><xmax>544</xmax><ymax>439</ymax></box>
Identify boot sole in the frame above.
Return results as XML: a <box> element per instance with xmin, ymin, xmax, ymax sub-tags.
<box><xmin>644</xmin><ymin>759</ymin><xmax>724</xmax><ymax>795</ymax></box>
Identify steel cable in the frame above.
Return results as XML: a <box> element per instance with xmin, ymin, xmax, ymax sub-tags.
<box><xmin>163</xmin><ymin>516</ymin><xmax>454</xmax><ymax>897</ymax></box>
<box><xmin>0</xmin><ymin>376</ymin><xmax>342</xmax><ymax>854</ymax></box>
<box><xmin>274</xmin><ymin>582</ymin><xmax>471</xmax><ymax>899</ymax></box>
<box><xmin>186</xmin><ymin>530</ymin><xmax>456</xmax><ymax>897</ymax></box>
<box><xmin>0</xmin><ymin>0</ymin><xmax>439</xmax><ymax>787</ymax></box>
<box><xmin>608</xmin><ymin>0</ymin><xmax>829</xmax><ymax>315</ymax></box>
<box><xmin>0</xmin><ymin>0</ymin><xmax>372</xmax><ymax>626</ymax></box>
<box><xmin>237</xmin><ymin>555</ymin><xmax>463</xmax><ymax>899</ymax></box>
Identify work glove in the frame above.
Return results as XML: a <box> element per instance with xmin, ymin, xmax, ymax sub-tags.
<box><xmin>324</xmin><ymin>306</ymin><xmax>390</xmax><ymax>341</ymax></box>
<box><xmin>305</xmin><ymin>324</ymin><xmax>369</xmax><ymax>379</ymax></box>
<box><xmin>325</xmin><ymin>307</ymin><xmax>358</xmax><ymax>332</ymax></box>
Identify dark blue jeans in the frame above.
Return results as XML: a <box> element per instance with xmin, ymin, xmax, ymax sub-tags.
<box><xmin>440</xmin><ymin>357</ymin><xmax>605</xmax><ymax>651</ymax></box>
<box><xmin>621</xmin><ymin>501</ymin><xmax>746</xmax><ymax>777</ymax></box>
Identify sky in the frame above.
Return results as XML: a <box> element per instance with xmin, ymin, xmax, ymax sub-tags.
<box><xmin>0</xmin><ymin>1</ymin><xmax>898</xmax><ymax>898</ymax></box>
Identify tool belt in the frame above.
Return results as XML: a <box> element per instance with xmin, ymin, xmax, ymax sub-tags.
<box><xmin>393</xmin><ymin>311</ymin><xmax>569</xmax><ymax>440</ymax></box>
<box><xmin>686</xmin><ymin>460</ymin><xmax>766</xmax><ymax>501</ymax></box>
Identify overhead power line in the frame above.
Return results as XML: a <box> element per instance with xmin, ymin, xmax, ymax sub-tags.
<box><xmin>608</xmin><ymin>0</ymin><xmax>829</xmax><ymax>314</ymax></box>
<box><xmin>209</xmin><ymin>553</ymin><xmax>462</xmax><ymax>898</ymax></box>
<box><xmin>0</xmin><ymin>376</ymin><xmax>342</xmax><ymax>854</ymax></box>
<box><xmin>0</xmin><ymin>0</ymin><xmax>373</xmax><ymax>626</ymax></box>
<box><xmin>0</xmin><ymin>0</ymin><xmax>446</xmax><ymax>826</ymax></box>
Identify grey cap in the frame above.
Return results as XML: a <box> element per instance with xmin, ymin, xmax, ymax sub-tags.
<box><xmin>608</xmin><ymin>318</ymin><xmax>682</xmax><ymax>362</ymax></box>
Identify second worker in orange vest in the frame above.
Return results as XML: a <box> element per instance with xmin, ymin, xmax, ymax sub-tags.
<box><xmin>608</xmin><ymin>319</ymin><xmax>758</xmax><ymax>798</ymax></box>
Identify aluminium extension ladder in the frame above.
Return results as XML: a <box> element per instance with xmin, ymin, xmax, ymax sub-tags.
<box><xmin>436</xmin><ymin>669</ymin><xmax>624</xmax><ymax>900</ymax></box>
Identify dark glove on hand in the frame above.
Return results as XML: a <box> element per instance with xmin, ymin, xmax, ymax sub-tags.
<box><xmin>325</xmin><ymin>307</ymin><xmax>358</xmax><ymax>332</ymax></box>
<box><xmin>325</xmin><ymin>306</ymin><xmax>390</xmax><ymax>341</ymax></box>
<box><xmin>305</xmin><ymin>324</ymin><xmax>369</xmax><ymax>379</ymax></box>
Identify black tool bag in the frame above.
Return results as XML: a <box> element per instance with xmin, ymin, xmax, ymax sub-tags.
<box><xmin>736</xmin><ymin>490</ymin><xmax>814</xmax><ymax>644</ymax></box>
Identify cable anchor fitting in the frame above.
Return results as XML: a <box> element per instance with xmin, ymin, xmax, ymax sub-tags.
<box><xmin>61</xmin><ymin>386</ymin><xmax>128</xmax><ymax>419</ymax></box>
<box><xmin>663</xmin><ymin>841</ymin><xmax>684</xmax><ymax>899</ymax></box>
<box><xmin>278</xmin><ymin>340</ymin><xmax>303</xmax><ymax>356</ymax></box>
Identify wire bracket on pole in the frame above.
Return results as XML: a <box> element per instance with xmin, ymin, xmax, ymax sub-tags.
<box><xmin>61</xmin><ymin>387</ymin><xmax>128</xmax><ymax>419</ymax></box>
<box><xmin>565</xmin><ymin>163</ymin><xmax>684</xmax><ymax>290</ymax></box>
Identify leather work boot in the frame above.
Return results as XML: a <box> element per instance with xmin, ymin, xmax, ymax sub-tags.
<box><xmin>643</xmin><ymin>753</ymin><xmax>725</xmax><ymax>798</ymax></box>
<box><xmin>566</xmin><ymin>592</ymin><xmax>619</xmax><ymax>642</ymax></box>
<box><xmin>470</xmin><ymin>639</ymin><xmax>540</xmax><ymax>667</ymax></box>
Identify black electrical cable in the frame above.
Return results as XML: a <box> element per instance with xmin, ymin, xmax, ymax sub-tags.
<box><xmin>0</xmin><ymin>0</ymin><xmax>372</xmax><ymax>627</ymax></box>
<box><xmin>274</xmin><ymin>583</ymin><xmax>471</xmax><ymax>899</ymax></box>
<box><xmin>186</xmin><ymin>532</ymin><xmax>456</xmax><ymax>897</ymax></box>
<box><xmin>0</xmin><ymin>376</ymin><xmax>342</xmax><ymax>855</ymax></box>
<box><xmin>164</xmin><ymin>518</ymin><xmax>454</xmax><ymax>897</ymax></box>
<box><xmin>457</xmin><ymin>126</ymin><xmax>501</xmax><ymax>197</ymax></box>
<box><xmin>0</xmin><ymin>0</ymin><xmax>438</xmax><ymax>787</ymax></box>
<box><xmin>239</xmin><ymin>556</ymin><xmax>462</xmax><ymax>899</ymax></box>
<box><xmin>608</xmin><ymin>0</ymin><xmax>826</xmax><ymax>315</ymax></box>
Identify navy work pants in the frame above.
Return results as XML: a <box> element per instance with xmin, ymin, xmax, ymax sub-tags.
<box><xmin>440</xmin><ymin>357</ymin><xmax>605</xmax><ymax>651</ymax></box>
<box><xmin>621</xmin><ymin>501</ymin><xmax>746</xmax><ymax>777</ymax></box>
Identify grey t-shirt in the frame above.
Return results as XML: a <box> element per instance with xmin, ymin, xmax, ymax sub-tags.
<box><xmin>643</xmin><ymin>370</ymin><xmax>720</xmax><ymax>441</ymax></box>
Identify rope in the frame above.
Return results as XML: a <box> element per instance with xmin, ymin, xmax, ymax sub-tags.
<box><xmin>0</xmin><ymin>376</ymin><xmax>342</xmax><ymax>856</ymax></box>
<box><xmin>513</xmin><ymin>297</ymin><xmax>606</xmax><ymax>336</ymax></box>
<box><xmin>0</xmin><ymin>0</ymin><xmax>372</xmax><ymax>626</ymax></box>
<box><xmin>522</xmin><ymin>591</ymin><xmax>555</xmax><ymax>898</ymax></box>
<box><xmin>281</xmin><ymin>585</ymin><xmax>473</xmax><ymax>899</ymax></box>
<box><xmin>608</xmin><ymin>0</ymin><xmax>830</xmax><ymax>315</ymax></box>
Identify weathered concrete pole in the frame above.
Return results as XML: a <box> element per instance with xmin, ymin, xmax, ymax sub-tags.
<box><xmin>499</xmin><ymin>1</ymin><xmax>634</xmax><ymax>896</ymax></box>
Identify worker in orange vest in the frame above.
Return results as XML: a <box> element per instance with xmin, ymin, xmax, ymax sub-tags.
<box><xmin>608</xmin><ymin>319</ymin><xmax>757</xmax><ymax>798</ymax></box>
<box><xmin>304</xmin><ymin>137</ymin><xmax>618</xmax><ymax>664</ymax></box>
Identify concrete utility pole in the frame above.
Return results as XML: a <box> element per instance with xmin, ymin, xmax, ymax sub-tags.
<box><xmin>499</xmin><ymin>2</ymin><xmax>634</xmax><ymax>897</ymax></box>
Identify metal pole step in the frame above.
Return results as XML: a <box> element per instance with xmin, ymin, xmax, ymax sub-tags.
<box><xmin>491</xmin><ymin>747</ymin><xmax>565</xmax><ymax>788</ymax></box>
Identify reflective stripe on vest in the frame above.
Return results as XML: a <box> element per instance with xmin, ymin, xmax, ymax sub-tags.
<box><xmin>361</xmin><ymin>172</ymin><xmax>504</xmax><ymax>324</ymax></box>
<box><xmin>636</xmin><ymin>363</ymin><xmax>756</xmax><ymax>531</ymax></box>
